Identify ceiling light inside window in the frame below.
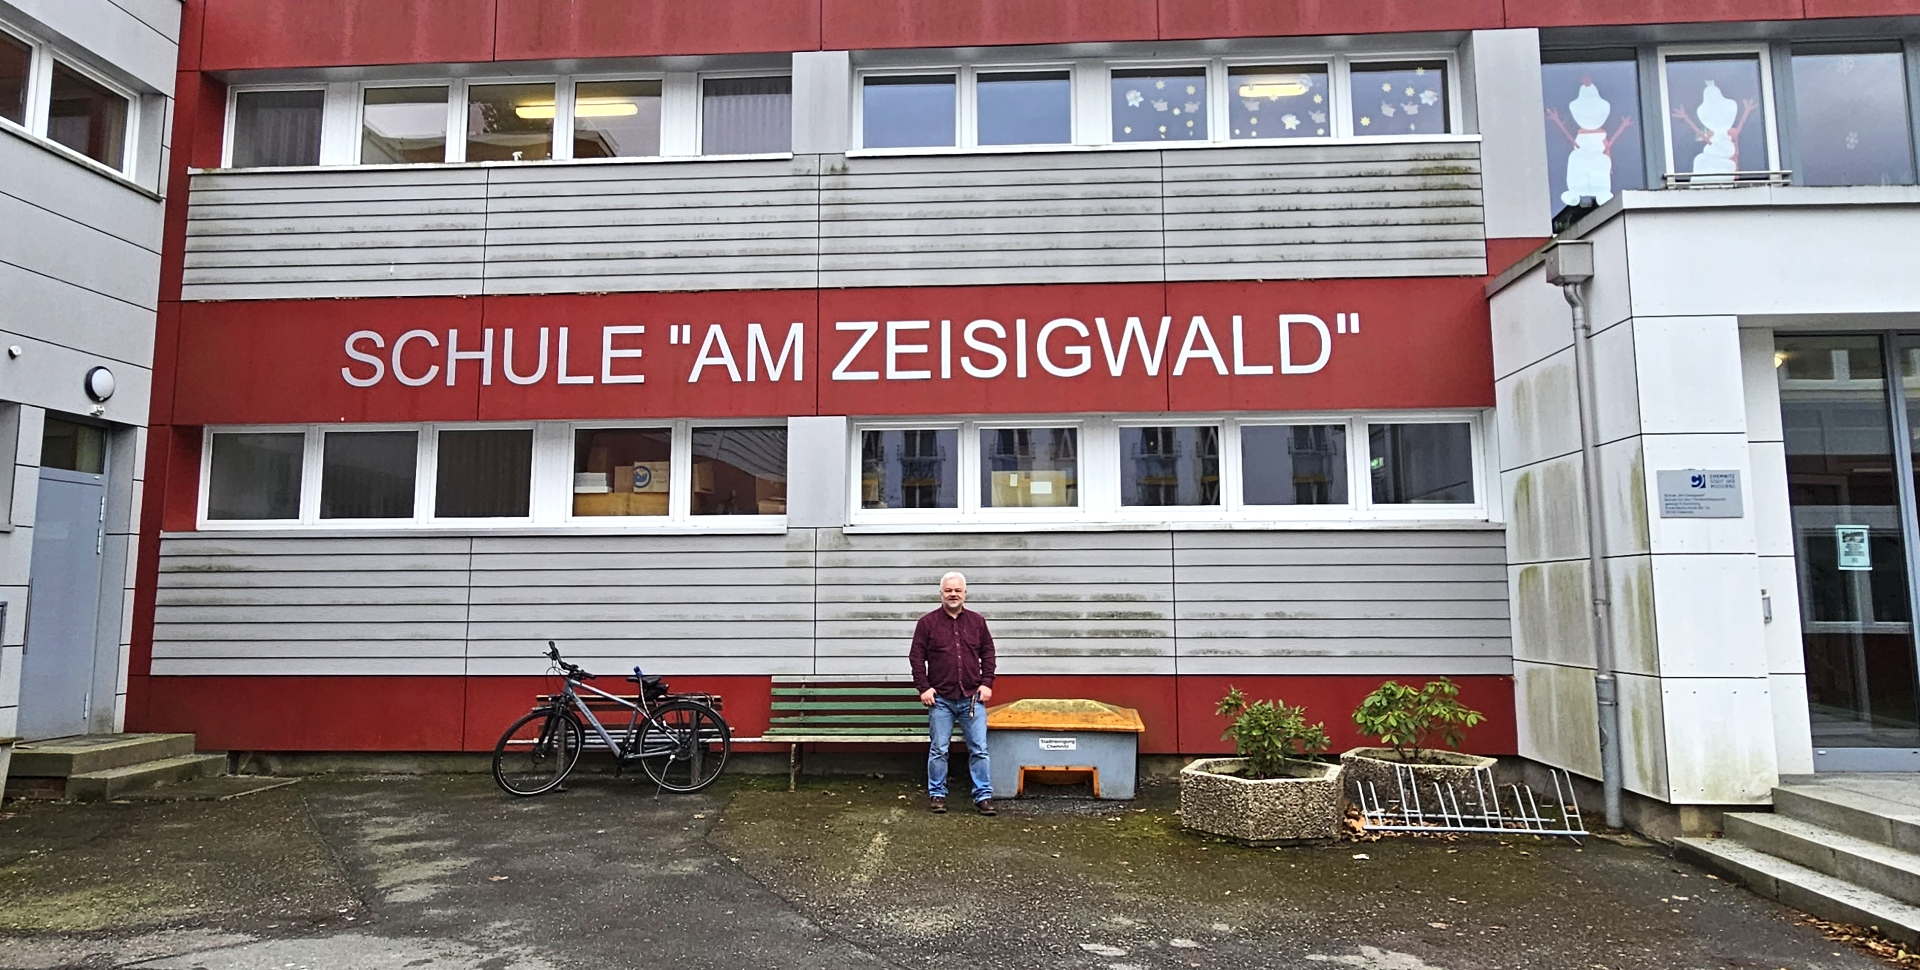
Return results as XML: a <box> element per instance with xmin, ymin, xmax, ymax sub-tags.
<box><xmin>516</xmin><ymin>98</ymin><xmax>642</xmax><ymax>120</ymax></box>
<box><xmin>1237</xmin><ymin>75</ymin><xmax>1311</xmax><ymax>99</ymax></box>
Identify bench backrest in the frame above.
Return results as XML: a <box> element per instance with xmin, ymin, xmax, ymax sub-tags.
<box><xmin>764</xmin><ymin>684</ymin><xmax>932</xmax><ymax>739</ymax></box>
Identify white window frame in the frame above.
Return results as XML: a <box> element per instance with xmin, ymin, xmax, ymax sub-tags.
<box><xmin>354</xmin><ymin>80</ymin><xmax>456</xmax><ymax>166</ymax></box>
<box><xmin>1103</xmin><ymin>58</ymin><xmax>1216</xmax><ymax>148</ymax></box>
<box><xmin>853</xmin><ymin>63</ymin><xmax>1080</xmax><ymax>153</ymax></box>
<box><xmin>1656</xmin><ymin>43</ymin><xmax>1783</xmax><ymax>177</ymax></box>
<box><xmin>461</xmin><ymin>75</ymin><xmax>562</xmax><ymax>165</ymax></box>
<box><xmin>848</xmin><ymin>411</ymin><xmax>1489</xmax><ymax>530</ymax></box>
<box><xmin>560</xmin><ymin>71</ymin><xmax>672</xmax><ymax>162</ymax></box>
<box><xmin>200</xmin><ymin>422</ymin><xmax>548</xmax><ymax>529</ymax></box>
<box><xmin>222</xmin><ymin>83</ymin><xmax>329</xmax><ymax>169</ymax></box>
<box><xmin>694</xmin><ymin>69</ymin><xmax>796</xmax><ymax>159</ymax></box>
<box><xmin>1339</xmin><ymin>52</ymin><xmax>1464</xmax><ymax>141</ymax></box>
<box><xmin>560</xmin><ymin>419</ymin><xmax>787</xmax><ymax>528</ymax></box>
<box><xmin>0</xmin><ymin>18</ymin><xmax>140</xmax><ymax>178</ymax></box>
<box><xmin>1217</xmin><ymin>58</ymin><xmax>1340</xmax><ymax>144</ymax></box>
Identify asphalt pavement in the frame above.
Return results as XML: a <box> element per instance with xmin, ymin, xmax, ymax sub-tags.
<box><xmin>0</xmin><ymin>771</ymin><xmax>1893</xmax><ymax>970</ymax></box>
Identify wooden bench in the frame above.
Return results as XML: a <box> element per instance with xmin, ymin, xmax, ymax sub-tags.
<box><xmin>743</xmin><ymin>682</ymin><xmax>954</xmax><ymax>791</ymax></box>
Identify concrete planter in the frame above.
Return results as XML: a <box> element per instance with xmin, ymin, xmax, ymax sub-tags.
<box><xmin>1340</xmin><ymin>747</ymin><xmax>1497</xmax><ymax>806</ymax></box>
<box><xmin>1178</xmin><ymin>757</ymin><xmax>1343</xmax><ymax>845</ymax></box>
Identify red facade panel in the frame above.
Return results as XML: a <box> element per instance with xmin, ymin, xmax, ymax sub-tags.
<box><xmin>822</xmin><ymin>0</ymin><xmax>1158</xmax><ymax>51</ymax></box>
<box><xmin>1157</xmin><ymin>0</ymin><xmax>1504</xmax><ymax>40</ymax></box>
<box><xmin>199</xmin><ymin>0</ymin><xmax>498</xmax><ymax>71</ymax></box>
<box><xmin>1505</xmin><ymin>0</ymin><xmax>1805</xmax><ymax>28</ymax></box>
<box><xmin>173</xmin><ymin>298</ymin><xmax>489</xmax><ymax>425</ymax></box>
<box><xmin>1173</xmin><ymin>674</ymin><xmax>1516</xmax><ymax>756</ymax></box>
<box><xmin>494</xmin><ymin>0</ymin><xmax>822</xmax><ymax>61</ymax></box>
<box><xmin>1162</xmin><ymin>277</ymin><xmax>1495</xmax><ymax>413</ymax></box>
<box><xmin>136</xmin><ymin>676</ymin><xmax>471</xmax><ymax>750</ymax></box>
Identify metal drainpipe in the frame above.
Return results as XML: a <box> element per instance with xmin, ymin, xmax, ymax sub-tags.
<box><xmin>1561</xmin><ymin>280</ymin><xmax>1625</xmax><ymax>830</ymax></box>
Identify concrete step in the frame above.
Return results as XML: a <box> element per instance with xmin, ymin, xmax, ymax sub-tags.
<box><xmin>11</xmin><ymin>734</ymin><xmax>196</xmax><ymax>778</ymax></box>
<box><xmin>65</xmin><ymin>754</ymin><xmax>228</xmax><ymax>802</ymax></box>
<box><xmin>1774</xmin><ymin>783</ymin><xmax>1920</xmax><ymax>854</ymax></box>
<box><xmin>1676</xmin><ymin>836</ymin><xmax>1920</xmax><ymax>946</ymax></box>
<box><xmin>1725</xmin><ymin>812</ymin><xmax>1920</xmax><ymax>908</ymax></box>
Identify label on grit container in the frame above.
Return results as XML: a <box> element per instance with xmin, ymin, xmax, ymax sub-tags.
<box><xmin>1039</xmin><ymin>738</ymin><xmax>1078</xmax><ymax>751</ymax></box>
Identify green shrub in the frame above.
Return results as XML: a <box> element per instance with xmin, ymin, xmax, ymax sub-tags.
<box><xmin>1350</xmin><ymin>678</ymin><xmax>1485</xmax><ymax>764</ymax></box>
<box><xmin>1215</xmin><ymin>687</ymin><xmax>1331</xmax><ymax>780</ymax></box>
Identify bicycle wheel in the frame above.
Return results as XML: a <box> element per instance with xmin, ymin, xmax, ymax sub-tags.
<box><xmin>492</xmin><ymin>709</ymin><xmax>584</xmax><ymax>796</ymax></box>
<box><xmin>636</xmin><ymin>701</ymin><xmax>731</xmax><ymax>793</ymax></box>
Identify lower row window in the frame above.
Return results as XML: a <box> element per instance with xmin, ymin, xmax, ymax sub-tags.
<box><xmin>858</xmin><ymin>418</ymin><xmax>1476</xmax><ymax>515</ymax></box>
<box><xmin>204</xmin><ymin>424</ymin><xmax>787</xmax><ymax>523</ymax></box>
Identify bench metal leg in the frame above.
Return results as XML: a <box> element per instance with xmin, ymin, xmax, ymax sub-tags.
<box><xmin>789</xmin><ymin>743</ymin><xmax>800</xmax><ymax>793</ymax></box>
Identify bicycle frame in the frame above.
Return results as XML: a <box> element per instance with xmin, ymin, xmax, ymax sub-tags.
<box><xmin>553</xmin><ymin>675</ymin><xmax>650</xmax><ymax>760</ymax></box>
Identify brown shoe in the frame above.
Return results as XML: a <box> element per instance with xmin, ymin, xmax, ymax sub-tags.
<box><xmin>929</xmin><ymin>797</ymin><xmax>946</xmax><ymax>814</ymax></box>
<box><xmin>974</xmin><ymin>798</ymin><xmax>996</xmax><ymax>816</ymax></box>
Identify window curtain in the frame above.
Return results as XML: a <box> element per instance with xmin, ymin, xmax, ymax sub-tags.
<box><xmin>702</xmin><ymin>77</ymin><xmax>792</xmax><ymax>154</ymax></box>
<box><xmin>235</xmin><ymin>90</ymin><xmax>324</xmax><ymax>167</ymax></box>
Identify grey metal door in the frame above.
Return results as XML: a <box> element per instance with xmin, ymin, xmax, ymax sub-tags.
<box><xmin>18</xmin><ymin>467</ymin><xmax>106</xmax><ymax>740</ymax></box>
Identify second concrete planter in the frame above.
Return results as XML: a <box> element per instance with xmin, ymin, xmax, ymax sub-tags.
<box><xmin>1339</xmin><ymin>747</ymin><xmax>1498</xmax><ymax>806</ymax></box>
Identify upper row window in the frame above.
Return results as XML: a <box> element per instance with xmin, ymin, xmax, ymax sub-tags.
<box><xmin>229</xmin><ymin>75</ymin><xmax>793</xmax><ymax>168</ymax></box>
<box><xmin>0</xmin><ymin>23</ymin><xmax>136</xmax><ymax>175</ymax></box>
<box><xmin>1542</xmin><ymin>41</ymin><xmax>1917</xmax><ymax>221</ymax></box>
<box><xmin>856</xmin><ymin>58</ymin><xmax>1452</xmax><ymax>150</ymax></box>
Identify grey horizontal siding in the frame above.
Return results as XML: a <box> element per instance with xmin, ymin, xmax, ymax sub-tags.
<box><xmin>181</xmin><ymin>140</ymin><xmax>1487</xmax><ymax>300</ymax></box>
<box><xmin>152</xmin><ymin>527</ymin><xmax>1508</xmax><ymax>679</ymax></box>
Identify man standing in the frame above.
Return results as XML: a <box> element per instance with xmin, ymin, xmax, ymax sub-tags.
<box><xmin>909</xmin><ymin>571</ymin><xmax>997</xmax><ymax>815</ymax></box>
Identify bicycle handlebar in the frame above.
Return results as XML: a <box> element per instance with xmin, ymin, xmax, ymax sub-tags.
<box><xmin>545</xmin><ymin>641</ymin><xmax>595</xmax><ymax>681</ymax></box>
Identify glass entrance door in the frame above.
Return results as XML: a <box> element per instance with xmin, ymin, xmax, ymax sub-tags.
<box><xmin>1779</xmin><ymin>334</ymin><xmax>1920</xmax><ymax>768</ymax></box>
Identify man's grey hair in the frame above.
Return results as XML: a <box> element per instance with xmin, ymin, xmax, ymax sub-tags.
<box><xmin>940</xmin><ymin>571</ymin><xmax>968</xmax><ymax>588</ymax></box>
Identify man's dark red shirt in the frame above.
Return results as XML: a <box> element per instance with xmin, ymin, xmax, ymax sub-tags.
<box><xmin>909</xmin><ymin>607</ymin><xmax>997</xmax><ymax>700</ymax></box>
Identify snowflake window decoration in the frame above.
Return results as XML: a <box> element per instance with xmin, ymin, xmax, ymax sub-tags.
<box><xmin>1381</xmin><ymin>103</ymin><xmax>1397</xmax><ymax>117</ymax></box>
<box><xmin>1184</xmin><ymin>102</ymin><xmax>1200</xmax><ymax>114</ymax></box>
<box><xmin>1360</xmin><ymin>116</ymin><xmax>1372</xmax><ymax>127</ymax></box>
<box><xmin>1126</xmin><ymin>90</ymin><xmax>1144</xmax><ymax>107</ymax></box>
<box><xmin>1309</xmin><ymin>111</ymin><xmax>1326</xmax><ymax>124</ymax></box>
<box><xmin>1152</xmin><ymin>99</ymin><xmax>1168</xmax><ymax>112</ymax></box>
<box><xmin>1403</xmin><ymin>103</ymin><xmax>1419</xmax><ymax>115</ymax></box>
<box><xmin>1155</xmin><ymin>80</ymin><xmax>1166</xmax><ymax>89</ymax></box>
<box><xmin>1281</xmin><ymin>114</ymin><xmax>1300</xmax><ymax>130</ymax></box>
<box><xmin>1419</xmin><ymin>89</ymin><xmax>1440</xmax><ymax>106</ymax></box>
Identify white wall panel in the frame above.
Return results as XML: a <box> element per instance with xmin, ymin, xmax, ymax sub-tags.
<box><xmin>183</xmin><ymin>140</ymin><xmax>1490</xmax><ymax>298</ymax></box>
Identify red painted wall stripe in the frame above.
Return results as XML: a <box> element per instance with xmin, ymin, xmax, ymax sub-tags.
<box><xmin>168</xmin><ymin>277</ymin><xmax>1496</xmax><ymax>427</ymax></box>
<box><xmin>184</xmin><ymin>0</ymin><xmax>1920</xmax><ymax>71</ymax></box>
<box><xmin>132</xmin><ymin>673</ymin><xmax>1517</xmax><ymax>756</ymax></box>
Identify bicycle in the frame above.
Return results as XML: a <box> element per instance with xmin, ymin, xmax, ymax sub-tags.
<box><xmin>492</xmin><ymin>642</ymin><xmax>731</xmax><ymax>796</ymax></box>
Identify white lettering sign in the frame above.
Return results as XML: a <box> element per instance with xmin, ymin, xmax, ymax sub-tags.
<box><xmin>1038</xmin><ymin>737</ymin><xmax>1078</xmax><ymax>751</ymax></box>
<box><xmin>336</xmin><ymin>312</ymin><xmax>1365</xmax><ymax>389</ymax></box>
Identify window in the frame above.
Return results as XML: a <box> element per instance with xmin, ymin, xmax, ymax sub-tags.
<box><xmin>1369</xmin><ymin>422</ymin><xmax>1474</xmax><ymax>504</ymax></box>
<box><xmin>1663</xmin><ymin>52</ymin><xmax>1771</xmax><ymax>179</ymax></box>
<box><xmin>702</xmin><ymin>76</ymin><xmax>791</xmax><ymax>155</ymax></box>
<box><xmin>693</xmin><ymin>426</ymin><xmax>787</xmax><ymax>515</ymax></box>
<box><xmin>362</xmin><ymin>86</ymin><xmax>449</xmax><ymax>164</ymax></box>
<box><xmin>863</xmin><ymin>74</ymin><xmax>957</xmax><ymax>149</ymax></box>
<box><xmin>206</xmin><ymin>432</ymin><xmax>300</xmax><ymax>520</ymax></box>
<box><xmin>1120</xmin><ymin>426</ymin><xmax>1219</xmax><ymax>506</ymax></box>
<box><xmin>47</xmin><ymin>62</ymin><xmax>129</xmax><ymax>169</ymax></box>
<box><xmin>573</xmin><ymin>79</ymin><xmax>662</xmax><ymax>158</ymax></box>
<box><xmin>574</xmin><ymin>427</ymin><xmax>670</xmax><ymax>517</ymax></box>
<box><xmin>321</xmin><ymin>430</ymin><xmax>416</xmax><ymax>519</ymax></box>
<box><xmin>1241</xmin><ymin>424</ymin><xmax>1347</xmax><ymax>506</ymax></box>
<box><xmin>1229</xmin><ymin>65</ymin><xmax>1330</xmax><ymax>140</ymax></box>
<box><xmin>435</xmin><ymin>429</ymin><xmax>533</xmax><ymax>518</ymax></box>
<box><xmin>1791</xmin><ymin>43</ymin><xmax>1915</xmax><ymax>187</ymax></box>
<box><xmin>0</xmin><ymin>31</ymin><xmax>27</xmax><ymax>126</ymax></box>
<box><xmin>1540</xmin><ymin>51</ymin><xmax>1646</xmax><ymax>216</ymax></box>
<box><xmin>862</xmin><ymin>429</ymin><xmax>958</xmax><ymax>509</ymax></box>
<box><xmin>852</xmin><ymin>415</ymin><xmax>1483</xmax><ymax>526</ymax></box>
<box><xmin>1350</xmin><ymin>60</ymin><xmax>1449</xmax><ymax>136</ymax></box>
<box><xmin>978</xmin><ymin>70</ymin><xmax>1071</xmax><ymax>146</ymax></box>
<box><xmin>1112</xmin><ymin>67</ymin><xmax>1208</xmax><ymax>142</ymax></box>
<box><xmin>982</xmin><ymin>427</ymin><xmax>1079</xmax><ymax>508</ymax></box>
<box><xmin>231</xmin><ymin>89</ymin><xmax>324</xmax><ymax>168</ymax></box>
<box><xmin>466</xmin><ymin>82</ymin><xmax>553</xmax><ymax>162</ymax></box>
<box><xmin>41</xmin><ymin>417</ymin><xmax>106</xmax><ymax>475</ymax></box>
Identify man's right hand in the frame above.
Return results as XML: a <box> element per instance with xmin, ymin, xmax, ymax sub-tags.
<box><xmin>919</xmin><ymin>688</ymin><xmax>936</xmax><ymax>707</ymax></box>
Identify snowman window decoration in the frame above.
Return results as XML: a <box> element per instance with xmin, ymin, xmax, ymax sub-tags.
<box><xmin>1546</xmin><ymin>77</ymin><xmax>1635</xmax><ymax>206</ymax></box>
<box><xmin>1672</xmin><ymin>79</ymin><xmax>1759</xmax><ymax>180</ymax></box>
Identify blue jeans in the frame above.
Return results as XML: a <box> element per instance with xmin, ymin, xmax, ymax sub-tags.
<box><xmin>926</xmin><ymin>694</ymin><xmax>992</xmax><ymax>801</ymax></box>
